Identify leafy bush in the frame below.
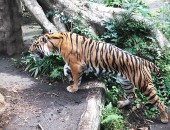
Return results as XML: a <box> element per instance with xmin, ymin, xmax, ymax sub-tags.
<box><xmin>20</xmin><ymin>53</ymin><xmax>65</xmax><ymax>81</ymax></box>
<box><xmin>154</xmin><ymin>3</ymin><xmax>170</xmax><ymax>42</ymax></box>
<box><xmin>101</xmin><ymin>103</ymin><xmax>125</xmax><ymax>130</ymax></box>
<box><xmin>104</xmin><ymin>0</ymin><xmax>150</xmax><ymax>16</ymax></box>
<box><xmin>102</xmin><ymin>12</ymin><xmax>158</xmax><ymax>60</ymax></box>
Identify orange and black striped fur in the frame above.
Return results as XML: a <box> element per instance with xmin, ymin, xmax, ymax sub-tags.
<box><xmin>29</xmin><ymin>32</ymin><xmax>168</xmax><ymax>123</ymax></box>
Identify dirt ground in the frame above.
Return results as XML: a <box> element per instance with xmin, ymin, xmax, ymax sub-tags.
<box><xmin>0</xmin><ymin>56</ymin><xmax>89</xmax><ymax>130</ymax></box>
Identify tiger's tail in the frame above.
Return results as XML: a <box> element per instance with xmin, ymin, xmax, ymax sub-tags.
<box><xmin>146</xmin><ymin>61</ymin><xmax>169</xmax><ymax>103</ymax></box>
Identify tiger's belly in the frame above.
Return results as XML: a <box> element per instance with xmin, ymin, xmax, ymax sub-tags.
<box><xmin>84</xmin><ymin>65</ymin><xmax>117</xmax><ymax>77</ymax></box>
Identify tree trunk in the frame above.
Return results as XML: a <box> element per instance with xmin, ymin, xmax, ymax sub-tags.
<box><xmin>0</xmin><ymin>0</ymin><xmax>23</xmax><ymax>55</ymax></box>
<box><xmin>23</xmin><ymin>0</ymin><xmax>170</xmax><ymax>50</ymax></box>
<box><xmin>21</xmin><ymin>0</ymin><xmax>65</xmax><ymax>33</ymax></box>
<box><xmin>37</xmin><ymin>0</ymin><xmax>127</xmax><ymax>35</ymax></box>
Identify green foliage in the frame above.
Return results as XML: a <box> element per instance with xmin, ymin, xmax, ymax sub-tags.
<box><xmin>100</xmin><ymin>77</ymin><xmax>124</xmax><ymax>104</ymax></box>
<box><xmin>50</xmin><ymin>66</ymin><xmax>65</xmax><ymax>80</ymax></box>
<box><xmin>104</xmin><ymin>0</ymin><xmax>150</xmax><ymax>16</ymax></box>
<box><xmin>105</xmin><ymin>86</ymin><xmax>123</xmax><ymax>104</ymax></box>
<box><xmin>154</xmin><ymin>3</ymin><xmax>170</xmax><ymax>42</ymax></box>
<box><xmin>144</xmin><ymin>107</ymin><xmax>158</xmax><ymax>118</ymax></box>
<box><xmin>101</xmin><ymin>103</ymin><xmax>125</xmax><ymax>130</ymax></box>
<box><xmin>101</xmin><ymin>12</ymin><xmax>158</xmax><ymax>60</ymax></box>
<box><xmin>88</xmin><ymin>0</ymin><xmax>98</xmax><ymax>2</ymax></box>
<box><xmin>20</xmin><ymin>53</ymin><xmax>65</xmax><ymax>81</ymax></box>
<box><xmin>104</xmin><ymin>0</ymin><xmax>122</xmax><ymax>7</ymax></box>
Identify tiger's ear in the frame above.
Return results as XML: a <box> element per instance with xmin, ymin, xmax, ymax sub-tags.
<box><xmin>49</xmin><ymin>30</ymin><xmax>53</xmax><ymax>34</ymax></box>
<box><xmin>39</xmin><ymin>36</ymin><xmax>48</xmax><ymax>43</ymax></box>
<box><xmin>44</xmin><ymin>32</ymin><xmax>63</xmax><ymax>40</ymax></box>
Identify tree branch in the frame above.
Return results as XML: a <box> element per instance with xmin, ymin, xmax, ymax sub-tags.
<box><xmin>21</xmin><ymin>0</ymin><xmax>58</xmax><ymax>33</ymax></box>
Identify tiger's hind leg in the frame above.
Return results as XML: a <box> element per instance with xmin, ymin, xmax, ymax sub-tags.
<box><xmin>64</xmin><ymin>64</ymin><xmax>73</xmax><ymax>83</ymax></box>
<box><xmin>143</xmin><ymin>83</ymin><xmax>168</xmax><ymax>123</ymax></box>
<box><xmin>116</xmin><ymin>76</ymin><xmax>137</xmax><ymax>108</ymax></box>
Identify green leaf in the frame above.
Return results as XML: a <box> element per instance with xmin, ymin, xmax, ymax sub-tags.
<box><xmin>34</xmin><ymin>68</ymin><xmax>39</xmax><ymax>78</ymax></box>
<box><xmin>101</xmin><ymin>114</ymin><xmax>122</xmax><ymax>124</ymax></box>
<box><xmin>25</xmin><ymin>64</ymin><xmax>33</xmax><ymax>71</ymax></box>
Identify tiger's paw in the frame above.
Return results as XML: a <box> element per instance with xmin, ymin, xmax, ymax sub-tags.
<box><xmin>160</xmin><ymin>112</ymin><xmax>169</xmax><ymax>123</ymax></box>
<box><xmin>117</xmin><ymin>99</ymin><xmax>131</xmax><ymax>108</ymax></box>
<box><xmin>67</xmin><ymin>85</ymin><xmax>78</xmax><ymax>93</ymax></box>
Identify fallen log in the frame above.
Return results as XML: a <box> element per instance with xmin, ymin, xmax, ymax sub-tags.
<box><xmin>78</xmin><ymin>81</ymin><xmax>105</xmax><ymax>130</ymax></box>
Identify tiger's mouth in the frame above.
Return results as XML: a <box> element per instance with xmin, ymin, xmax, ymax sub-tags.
<box><xmin>33</xmin><ymin>51</ymin><xmax>44</xmax><ymax>59</ymax></box>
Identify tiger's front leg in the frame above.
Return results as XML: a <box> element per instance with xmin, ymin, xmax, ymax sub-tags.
<box><xmin>66</xmin><ymin>64</ymin><xmax>83</xmax><ymax>93</ymax></box>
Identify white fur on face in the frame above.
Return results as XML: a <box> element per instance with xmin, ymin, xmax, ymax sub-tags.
<box><xmin>43</xmin><ymin>44</ymin><xmax>52</xmax><ymax>56</ymax></box>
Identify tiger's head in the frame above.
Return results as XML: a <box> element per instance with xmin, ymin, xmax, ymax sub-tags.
<box><xmin>29</xmin><ymin>35</ymin><xmax>51</xmax><ymax>58</ymax></box>
<box><xmin>29</xmin><ymin>33</ymin><xmax>64</xmax><ymax>58</ymax></box>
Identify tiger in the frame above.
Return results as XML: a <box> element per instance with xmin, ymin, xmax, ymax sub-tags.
<box><xmin>29</xmin><ymin>32</ymin><xmax>169</xmax><ymax>123</ymax></box>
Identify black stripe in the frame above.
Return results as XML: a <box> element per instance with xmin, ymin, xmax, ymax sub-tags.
<box><xmin>82</xmin><ymin>36</ymin><xmax>86</xmax><ymax>44</ymax></box>
<box><xmin>118</xmin><ymin>51</ymin><xmax>125</xmax><ymax>77</ymax></box>
<box><xmin>134</xmin><ymin>57</ymin><xmax>138</xmax><ymax>73</ymax></box>
<box><xmin>145</xmin><ymin>90</ymin><xmax>152</xmax><ymax>97</ymax></box>
<box><xmin>95</xmin><ymin>42</ymin><xmax>100</xmax><ymax>66</ymax></box>
<box><xmin>148</xmin><ymin>94</ymin><xmax>156</xmax><ymax>100</ymax></box>
<box><xmin>105</xmin><ymin>51</ymin><xmax>112</xmax><ymax>71</ymax></box>
<box><xmin>98</xmin><ymin>64</ymin><xmax>103</xmax><ymax>75</ymax></box>
<box><xmin>130</xmin><ymin>56</ymin><xmax>136</xmax><ymax>84</ymax></box>
<box><xmin>122</xmin><ymin>51</ymin><xmax>130</xmax><ymax>78</ymax></box>
<box><xmin>49</xmin><ymin>41</ymin><xmax>59</xmax><ymax>52</ymax></box>
<box><xmin>138</xmin><ymin>71</ymin><xmax>142</xmax><ymax>89</ymax></box>
<box><xmin>65</xmin><ymin>33</ymin><xmax>68</xmax><ymax>39</ymax></box>
<box><xmin>89</xmin><ymin>44</ymin><xmax>96</xmax><ymax>72</ymax></box>
<box><xmin>144</xmin><ymin>86</ymin><xmax>154</xmax><ymax>97</ymax></box>
<box><xmin>102</xmin><ymin>44</ymin><xmax>108</xmax><ymax>72</ymax></box>
<box><xmin>76</xmin><ymin>34</ymin><xmax>79</xmax><ymax>60</ymax></box>
<box><xmin>59</xmin><ymin>40</ymin><xmax>63</xmax><ymax>52</ymax></box>
<box><xmin>116</xmin><ymin>49</ymin><xmax>119</xmax><ymax>59</ymax></box>
<box><xmin>151</xmin><ymin>99</ymin><xmax>158</xmax><ymax>106</ymax></box>
<box><xmin>81</xmin><ymin>36</ymin><xmax>86</xmax><ymax>57</ymax></box>
<box><xmin>130</xmin><ymin>55</ymin><xmax>135</xmax><ymax>72</ymax></box>
<box><xmin>112</xmin><ymin>49</ymin><xmax>118</xmax><ymax>74</ymax></box>
<box><xmin>141</xmin><ymin>85</ymin><xmax>147</xmax><ymax>93</ymax></box>
<box><xmin>125</xmin><ymin>53</ymin><xmax>130</xmax><ymax>69</ymax></box>
<box><xmin>105</xmin><ymin>45</ymin><xmax>112</xmax><ymax>72</ymax></box>
<box><xmin>109</xmin><ymin>44</ymin><xmax>112</xmax><ymax>54</ymax></box>
<box><xmin>51</xmin><ymin>36</ymin><xmax>60</xmax><ymax>39</ymax></box>
<box><xmin>86</xmin><ymin>40</ymin><xmax>93</xmax><ymax>65</ymax></box>
<box><xmin>84</xmin><ymin>41</ymin><xmax>88</xmax><ymax>63</ymax></box>
<box><xmin>70</xmin><ymin>33</ymin><xmax>73</xmax><ymax>53</ymax></box>
<box><xmin>124</xmin><ymin>86</ymin><xmax>133</xmax><ymax>91</ymax></box>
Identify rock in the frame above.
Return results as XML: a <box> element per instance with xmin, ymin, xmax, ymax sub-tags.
<box><xmin>0</xmin><ymin>93</ymin><xmax>6</xmax><ymax>115</ymax></box>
